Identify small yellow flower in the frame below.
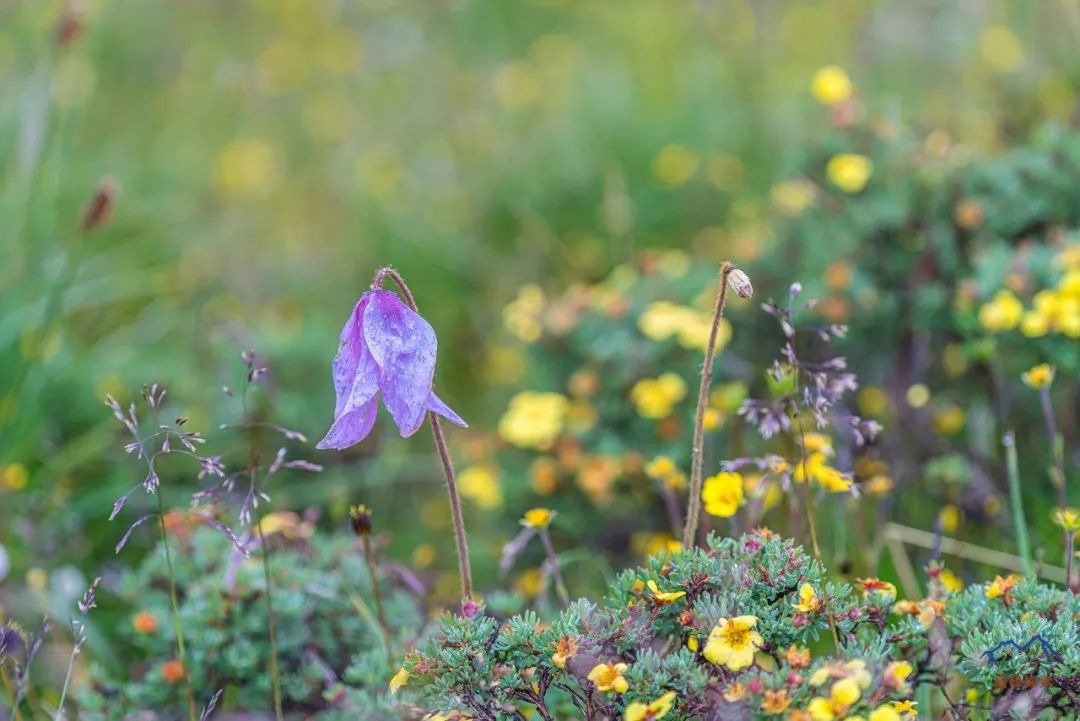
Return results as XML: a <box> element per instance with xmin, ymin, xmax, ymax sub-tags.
<box><xmin>1022</xmin><ymin>363</ymin><xmax>1055</xmax><ymax>389</ymax></box>
<box><xmin>771</xmin><ymin>179</ymin><xmax>816</xmax><ymax>216</ymax></box>
<box><xmin>653</xmin><ymin>143</ymin><xmax>700</xmax><ymax>187</ymax></box>
<box><xmin>458</xmin><ymin>465</ymin><xmax>503</xmax><ymax>510</ymax></box>
<box><xmin>826</xmin><ymin>154</ymin><xmax>872</xmax><ymax>194</ymax></box>
<box><xmin>977</xmin><ymin>290</ymin><xmax>1023</xmax><ymax>333</ymax></box>
<box><xmin>811</xmin><ymin>65</ymin><xmax>854</xmax><ymax>105</ymax></box>
<box><xmin>551</xmin><ymin>636</ymin><xmax>578</xmax><ymax>668</ymax></box>
<box><xmin>587</xmin><ymin>662</ymin><xmax>629</xmax><ymax>694</ymax></box>
<box><xmin>1</xmin><ymin>463</ymin><xmax>28</xmax><ymax>492</ymax></box>
<box><xmin>701</xmin><ymin>472</ymin><xmax>745</xmax><ymax>518</ymax></box>
<box><xmin>646</xmin><ymin>580</ymin><xmax>686</xmax><ymax>605</ymax></box>
<box><xmin>723</xmin><ymin>682</ymin><xmax>746</xmax><ymax>702</ymax></box>
<box><xmin>498</xmin><ymin>392</ymin><xmax>568</xmax><ymax>449</ymax></box>
<box><xmin>624</xmin><ymin>691</ymin><xmax>677</xmax><ymax>721</ymax></box>
<box><xmin>785</xmin><ymin>645</ymin><xmax>811</xmax><ymax>669</ymax></box>
<box><xmin>389</xmin><ymin>667</ymin><xmax>409</xmax><ymax>694</ymax></box>
<box><xmin>807</xmin><ymin>678</ymin><xmax>861</xmax><ymax>720</ymax></box>
<box><xmin>856</xmin><ymin>578</ymin><xmax>897</xmax><ymax>601</ymax></box>
<box><xmin>761</xmin><ymin>689</ymin><xmax>791</xmax><ymax>714</ymax></box>
<box><xmin>1051</xmin><ymin>507</ymin><xmax>1080</xmax><ymax>533</ymax></box>
<box><xmin>521</xmin><ymin>508</ymin><xmax>555</xmax><ymax>530</ymax></box>
<box><xmin>869</xmin><ymin>706</ymin><xmax>902</xmax><ymax>721</ymax></box>
<box><xmin>883</xmin><ymin>661</ymin><xmax>913</xmax><ymax>691</ymax></box>
<box><xmin>938</xmin><ymin>568</ymin><xmax>963</xmax><ymax>593</ymax></box>
<box><xmin>702</xmin><ymin>407</ymin><xmax>723</xmax><ymax>431</ymax></box>
<box><xmin>645</xmin><ymin>456</ymin><xmax>677</xmax><ymax>480</ymax></box>
<box><xmin>985</xmin><ymin>574</ymin><xmax>1022</xmax><ymax>603</ymax></box>
<box><xmin>931</xmin><ymin>405</ymin><xmax>965</xmax><ymax>436</ymax></box>
<box><xmin>891</xmin><ymin>699</ymin><xmax>918</xmax><ymax>717</ymax></box>
<box><xmin>793</xmin><ymin>583</ymin><xmax>822</xmax><ymax>613</ymax></box>
<box><xmin>630</xmin><ymin>374</ymin><xmax>687</xmax><ymax>419</ymax></box>
<box><xmin>703</xmin><ymin>616</ymin><xmax>762</xmax><ymax>671</ymax></box>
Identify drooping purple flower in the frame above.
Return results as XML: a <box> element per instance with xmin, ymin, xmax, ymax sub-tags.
<box><xmin>317</xmin><ymin>289</ymin><xmax>466</xmax><ymax>450</ymax></box>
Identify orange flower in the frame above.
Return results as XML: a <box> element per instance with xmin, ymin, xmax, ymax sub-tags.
<box><xmin>986</xmin><ymin>574</ymin><xmax>1022</xmax><ymax>605</ymax></box>
<box><xmin>132</xmin><ymin>611</ymin><xmax>158</xmax><ymax>635</ymax></box>
<box><xmin>785</xmin><ymin>645</ymin><xmax>811</xmax><ymax>669</ymax></box>
<box><xmin>552</xmin><ymin>636</ymin><xmax>578</xmax><ymax>668</ymax></box>
<box><xmin>761</xmin><ymin>689</ymin><xmax>791</xmax><ymax>714</ymax></box>
<box><xmin>857</xmin><ymin>578</ymin><xmax>897</xmax><ymax>600</ymax></box>
<box><xmin>162</xmin><ymin>660</ymin><xmax>186</xmax><ymax>684</ymax></box>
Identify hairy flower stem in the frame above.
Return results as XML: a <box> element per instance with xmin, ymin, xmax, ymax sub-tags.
<box><xmin>539</xmin><ymin>529</ymin><xmax>570</xmax><ymax>608</ymax></box>
<box><xmin>1040</xmin><ymin>388</ymin><xmax>1071</xmax><ymax>577</ymax></box>
<box><xmin>374</xmin><ymin>267</ymin><xmax>474</xmax><ymax>600</ymax></box>
<box><xmin>257</xmin><ymin>520</ymin><xmax>285</xmax><ymax>721</ymax></box>
<box><xmin>362</xmin><ymin>536</ymin><xmax>393</xmax><ymax>656</ymax></box>
<box><xmin>1004</xmin><ymin>431</ymin><xmax>1034</xmax><ymax>577</ymax></box>
<box><xmin>156</xmin><ymin>493</ymin><xmax>198</xmax><ymax>721</ymax></box>
<box><xmin>683</xmin><ymin>262</ymin><xmax>734</xmax><ymax>548</ymax></box>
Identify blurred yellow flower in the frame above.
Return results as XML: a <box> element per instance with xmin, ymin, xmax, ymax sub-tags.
<box><xmin>801</xmin><ymin>432</ymin><xmax>834</xmax><ymax>455</ymax></box>
<box><xmin>521</xmin><ymin>508</ymin><xmax>554</xmax><ymax>529</ymax></box>
<box><xmin>412</xmin><ymin>544</ymin><xmax>436</xmax><ymax>569</ymax></box>
<box><xmin>498</xmin><ymin>392</ymin><xmax>568</xmax><ymax>448</ymax></box>
<box><xmin>979</xmin><ymin>25</ymin><xmax>1023</xmax><ymax>72</ymax></box>
<box><xmin>807</xmin><ymin>678</ymin><xmax>861</xmax><ymax>720</ymax></box>
<box><xmin>1</xmin><ymin>463</ymin><xmax>28</xmax><ymax>492</ymax></box>
<box><xmin>636</xmin><ymin>533</ymin><xmax>682</xmax><ymax>560</ymax></box>
<box><xmin>702</xmin><ymin>472</ymin><xmax>744</xmax><ymax>517</ymax></box>
<box><xmin>503</xmin><ymin>285</ymin><xmax>545</xmax><ymax>342</ymax></box>
<box><xmin>857</xmin><ymin>386</ymin><xmax>889</xmax><ymax>417</ymax></box>
<box><xmin>793</xmin><ymin>583</ymin><xmax>821</xmax><ymax>613</ymax></box>
<box><xmin>638</xmin><ymin>302</ymin><xmax>730</xmax><ymax>353</ymax></box>
<box><xmin>458</xmin><ymin>465</ymin><xmax>503</xmax><ymax>509</ymax></box>
<box><xmin>938</xmin><ymin>568</ymin><xmax>963</xmax><ymax>593</ymax></box>
<box><xmin>1051</xmin><ymin>507</ymin><xmax>1080</xmax><ymax>533</ymax></box>
<box><xmin>771</xmin><ymin>179</ymin><xmax>815</xmax><ymax>216</ymax></box>
<box><xmin>587</xmin><ymin>662</ymin><xmax>629</xmax><ymax>694</ymax></box>
<box><xmin>761</xmin><ymin>689</ymin><xmax>791</xmax><ymax>714</ymax></box>
<box><xmin>826</xmin><ymin>154</ymin><xmax>872</xmax><ymax>194</ymax></box>
<box><xmin>869</xmin><ymin>705</ymin><xmax>902</xmax><ymax>721</ymax></box>
<box><xmin>1020</xmin><ymin>310</ymin><xmax>1050</xmax><ymax>338</ymax></box>
<box><xmin>214</xmin><ymin>139</ymin><xmax>280</xmax><ymax>196</ymax></box>
<box><xmin>863</xmin><ymin>473</ymin><xmax>893</xmax><ymax>496</ymax></box>
<box><xmin>891</xmin><ymin>700</ymin><xmax>917</xmax><ymax>718</ymax></box>
<box><xmin>942</xmin><ymin>344</ymin><xmax>968</xmax><ymax>378</ymax></box>
<box><xmin>652</xmin><ymin>144</ymin><xmax>700</xmax><ymax>187</ymax></box>
<box><xmin>904</xmin><ymin>384</ymin><xmax>930</xmax><ymax>408</ymax></box>
<box><xmin>566</xmin><ymin>399</ymin><xmax>598</xmax><ymax>433</ymax></box>
<box><xmin>624</xmin><ymin>691</ymin><xmax>676</xmax><ymax>721</ymax></box>
<box><xmin>514</xmin><ymin>568</ymin><xmax>544</xmax><ymax>598</ymax></box>
<box><xmin>630</xmin><ymin>373</ymin><xmax>686</xmax><ymax>419</ymax></box>
<box><xmin>702</xmin><ymin>408</ymin><xmax>723</xmax><ymax>431</ymax></box>
<box><xmin>938</xmin><ymin>504</ymin><xmax>960</xmax><ymax>535</ymax></box>
<box><xmin>977</xmin><ymin>289</ymin><xmax>1023</xmax><ymax>332</ymax></box>
<box><xmin>985</xmin><ymin>573</ymin><xmax>1021</xmax><ymax>601</ymax></box>
<box><xmin>931</xmin><ymin>405</ymin><xmax>965</xmax><ymax>436</ymax></box>
<box><xmin>389</xmin><ymin>667</ymin><xmax>409</xmax><ymax>694</ymax></box>
<box><xmin>493</xmin><ymin>62</ymin><xmax>539</xmax><ymax>108</ymax></box>
<box><xmin>530</xmin><ymin>457</ymin><xmax>560</xmax><ymax>495</ymax></box>
<box><xmin>1022</xmin><ymin>363</ymin><xmax>1054</xmax><ymax>389</ymax></box>
<box><xmin>811</xmin><ymin>65</ymin><xmax>853</xmax><ymax>105</ymax></box>
<box><xmin>577</xmin><ymin>455</ymin><xmax>621</xmax><ymax>505</ymax></box>
<box><xmin>704</xmin><ymin>615</ymin><xmax>761</xmax><ymax>671</ymax></box>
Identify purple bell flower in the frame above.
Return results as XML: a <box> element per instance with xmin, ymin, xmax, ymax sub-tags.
<box><xmin>317</xmin><ymin>289</ymin><xmax>466</xmax><ymax>450</ymax></box>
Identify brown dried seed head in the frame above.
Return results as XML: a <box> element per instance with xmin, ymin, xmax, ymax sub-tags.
<box><xmin>727</xmin><ymin>268</ymin><xmax>753</xmax><ymax>299</ymax></box>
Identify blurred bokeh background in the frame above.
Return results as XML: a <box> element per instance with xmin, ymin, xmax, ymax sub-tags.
<box><xmin>3</xmin><ymin>0</ymin><xmax>1080</xmax><ymax>714</ymax></box>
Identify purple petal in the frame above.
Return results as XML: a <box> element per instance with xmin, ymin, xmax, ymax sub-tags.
<box><xmin>362</xmin><ymin>290</ymin><xmax>437</xmax><ymax>436</ymax></box>
<box><xmin>316</xmin><ymin>397</ymin><xmax>379</xmax><ymax>449</ymax></box>
<box><xmin>330</xmin><ymin>295</ymin><xmax>380</xmax><ymax>419</ymax></box>
<box><xmin>428</xmin><ymin>391</ymin><xmax>467</xmax><ymax>429</ymax></box>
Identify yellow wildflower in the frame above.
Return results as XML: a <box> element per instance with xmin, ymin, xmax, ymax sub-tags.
<box><xmin>793</xmin><ymin>584</ymin><xmax>821</xmax><ymax>613</ymax></box>
<box><xmin>985</xmin><ymin>574</ymin><xmax>1022</xmax><ymax>603</ymax></box>
<box><xmin>646</xmin><ymin>580</ymin><xmax>686</xmax><ymax>605</ymax></box>
<box><xmin>857</xmin><ymin>578</ymin><xmax>897</xmax><ymax>601</ymax></box>
<box><xmin>521</xmin><ymin>508</ymin><xmax>555</xmax><ymax>530</ymax></box>
<box><xmin>1052</xmin><ymin>507</ymin><xmax>1080</xmax><ymax>533</ymax></box>
<box><xmin>931</xmin><ymin>405</ymin><xmax>965</xmax><ymax>436</ymax></box>
<box><xmin>807</xmin><ymin>678</ymin><xmax>861</xmax><ymax>720</ymax></box>
<box><xmin>587</xmin><ymin>662</ymin><xmax>629</xmax><ymax>694</ymax></box>
<box><xmin>786</xmin><ymin>645</ymin><xmax>811</xmax><ymax>669</ymax></box>
<box><xmin>503</xmin><ymin>285</ymin><xmax>544</xmax><ymax>342</ymax></box>
<box><xmin>938</xmin><ymin>569</ymin><xmax>963</xmax><ymax>593</ymax></box>
<box><xmin>883</xmin><ymin>661</ymin><xmax>913</xmax><ymax>692</ymax></box>
<box><xmin>869</xmin><ymin>707</ymin><xmax>902</xmax><ymax>721</ymax></box>
<box><xmin>1</xmin><ymin>463</ymin><xmax>28</xmax><ymax>492</ymax></box>
<box><xmin>723</xmin><ymin>682</ymin><xmax>746</xmax><ymax>702</ymax></box>
<box><xmin>1022</xmin><ymin>363</ymin><xmax>1054</xmax><ymax>389</ymax></box>
<box><xmin>771</xmin><ymin>179</ymin><xmax>815</xmax><ymax>216</ymax></box>
<box><xmin>631</xmin><ymin>374</ymin><xmax>686</xmax><ymax>419</ymax></box>
<box><xmin>826</xmin><ymin>154</ymin><xmax>872</xmax><ymax>194</ymax></box>
<box><xmin>977</xmin><ymin>289</ymin><xmax>1023</xmax><ymax>332</ymax></box>
<box><xmin>389</xmin><ymin>667</ymin><xmax>409</xmax><ymax>694</ymax></box>
<box><xmin>703</xmin><ymin>616</ymin><xmax>762</xmax><ymax>671</ymax></box>
<box><xmin>653</xmin><ymin>144</ymin><xmax>699</xmax><ymax>187</ymax></box>
<box><xmin>624</xmin><ymin>691</ymin><xmax>677</xmax><ymax>721</ymax></box>
<box><xmin>498</xmin><ymin>391</ymin><xmax>568</xmax><ymax>449</ymax></box>
<box><xmin>702</xmin><ymin>472</ymin><xmax>745</xmax><ymax>518</ymax></box>
<box><xmin>811</xmin><ymin>65</ymin><xmax>854</xmax><ymax>105</ymax></box>
<box><xmin>551</xmin><ymin>636</ymin><xmax>578</xmax><ymax>668</ymax></box>
<box><xmin>761</xmin><ymin>689</ymin><xmax>791</xmax><ymax>714</ymax></box>
<box><xmin>458</xmin><ymin>465</ymin><xmax>503</xmax><ymax>509</ymax></box>
<box><xmin>891</xmin><ymin>700</ymin><xmax>918</xmax><ymax>717</ymax></box>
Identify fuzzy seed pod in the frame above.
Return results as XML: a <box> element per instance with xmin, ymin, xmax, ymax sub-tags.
<box><xmin>727</xmin><ymin>268</ymin><xmax>754</xmax><ymax>299</ymax></box>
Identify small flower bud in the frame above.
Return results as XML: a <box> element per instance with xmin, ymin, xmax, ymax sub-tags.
<box><xmin>727</xmin><ymin>268</ymin><xmax>754</xmax><ymax>299</ymax></box>
<box><xmin>462</xmin><ymin>598</ymin><xmax>482</xmax><ymax>619</ymax></box>
<box><xmin>348</xmin><ymin>504</ymin><xmax>373</xmax><ymax>537</ymax></box>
